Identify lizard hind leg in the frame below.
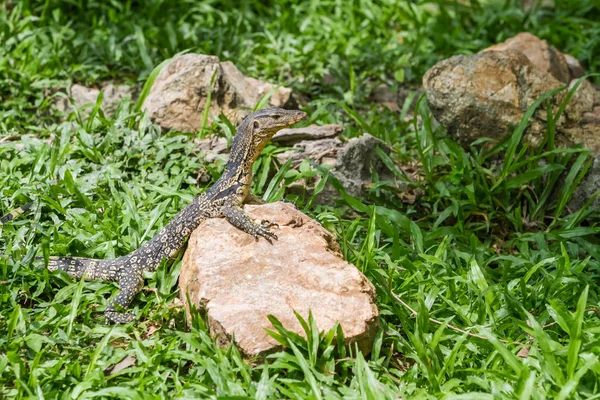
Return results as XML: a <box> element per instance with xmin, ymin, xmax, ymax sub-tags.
<box><xmin>105</xmin><ymin>272</ymin><xmax>144</xmax><ymax>324</ymax></box>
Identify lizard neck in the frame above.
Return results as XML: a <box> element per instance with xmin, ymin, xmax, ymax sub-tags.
<box><xmin>221</xmin><ymin>119</ymin><xmax>265</xmax><ymax>189</ymax></box>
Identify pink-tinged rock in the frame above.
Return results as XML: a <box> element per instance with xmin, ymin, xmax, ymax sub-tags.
<box><xmin>179</xmin><ymin>202</ymin><xmax>379</xmax><ymax>357</ymax></box>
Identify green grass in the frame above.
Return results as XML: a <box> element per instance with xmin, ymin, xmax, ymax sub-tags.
<box><xmin>2</xmin><ymin>0</ymin><xmax>600</xmax><ymax>398</ymax></box>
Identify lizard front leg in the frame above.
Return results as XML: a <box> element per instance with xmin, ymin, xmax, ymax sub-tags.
<box><xmin>222</xmin><ymin>205</ymin><xmax>278</xmax><ymax>242</ymax></box>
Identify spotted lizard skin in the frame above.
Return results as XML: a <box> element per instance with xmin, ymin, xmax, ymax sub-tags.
<box><xmin>0</xmin><ymin>201</ymin><xmax>34</xmax><ymax>225</ymax></box>
<box><xmin>44</xmin><ymin>107</ymin><xmax>307</xmax><ymax>323</ymax></box>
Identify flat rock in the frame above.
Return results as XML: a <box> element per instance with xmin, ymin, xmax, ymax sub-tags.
<box><xmin>275</xmin><ymin>137</ymin><xmax>342</xmax><ymax>167</ymax></box>
<box><xmin>179</xmin><ymin>202</ymin><xmax>379</xmax><ymax>357</ymax></box>
<box><xmin>272</xmin><ymin>124</ymin><xmax>344</xmax><ymax>144</ymax></box>
<box><xmin>143</xmin><ymin>54</ymin><xmax>293</xmax><ymax>132</ymax></box>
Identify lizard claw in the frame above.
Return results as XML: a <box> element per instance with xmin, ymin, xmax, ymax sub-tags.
<box><xmin>254</xmin><ymin>223</ymin><xmax>278</xmax><ymax>243</ymax></box>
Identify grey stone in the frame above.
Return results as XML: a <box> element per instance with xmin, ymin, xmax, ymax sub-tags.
<box><xmin>272</xmin><ymin>124</ymin><xmax>343</xmax><ymax>144</ymax></box>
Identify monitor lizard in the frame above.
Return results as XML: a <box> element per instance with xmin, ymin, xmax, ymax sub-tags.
<box><xmin>6</xmin><ymin>107</ymin><xmax>306</xmax><ymax>323</ymax></box>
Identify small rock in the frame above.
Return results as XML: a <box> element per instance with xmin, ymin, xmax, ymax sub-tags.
<box><xmin>275</xmin><ymin>138</ymin><xmax>342</xmax><ymax>167</ymax></box>
<box><xmin>272</xmin><ymin>124</ymin><xmax>344</xmax><ymax>144</ymax></box>
<box><xmin>569</xmin><ymin>154</ymin><xmax>600</xmax><ymax>211</ymax></box>
<box><xmin>143</xmin><ymin>54</ymin><xmax>294</xmax><ymax>132</ymax></box>
<box><xmin>53</xmin><ymin>83</ymin><xmax>135</xmax><ymax>118</ymax></box>
<box><xmin>317</xmin><ymin>134</ymin><xmax>400</xmax><ymax>204</ymax></box>
<box><xmin>196</xmin><ymin>128</ymin><xmax>404</xmax><ymax>205</ymax></box>
<box><xmin>425</xmin><ymin>36</ymin><xmax>600</xmax><ymax>214</ymax></box>
<box><xmin>195</xmin><ymin>136</ymin><xmax>229</xmax><ymax>163</ymax></box>
<box><xmin>485</xmin><ymin>32</ymin><xmax>580</xmax><ymax>83</ymax></box>
<box><xmin>179</xmin><ymin>202</ymin><xmax>379</xmax><ymax>358</ymax></box>
<box><xmin>333</xmin><ymin>134</ymin><xmax>395</xmax><ymax>198</ymax></box>
<box><xmin>276</xmin><ymin>133</ymin><xmax>399</xmax><ymax>204</ymax></box>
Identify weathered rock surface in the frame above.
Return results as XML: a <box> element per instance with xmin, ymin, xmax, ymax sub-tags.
<box><xmin>275</xmin><ymin>137</ymin><xmax>342</xmax><ymax>168</ymax></box>
<box><xmin>272</xmin><ymin>124</ymin><xmax>344</xmax><ymax>144</ymax></box>
<box><xmin>142</xmin><ymin>54</ymin><xmax>293</xmax><ymax>132</ymax></box>
<box><xmin>424</xmin><ymin>32</ymin><xmax>600</xmax><ymax>213</ymax></box>
<box><xmin>485</xmin><ymin>32</ymin><xmax>583</xmax><ymax>83</ymax></box>
<box><xmin>569</xmin><ymin>155</ymin><xmax>600</xmax><ymax>211</ymax></box>
<box><xmin>179</xmin><ymin>202</ymin><xmax>379</xmax><ymax>357</ymax></box>
<box><xmin>423</xmin><ymin>50</ymin><xmax>599</xmax><ymax>149</ymax></box>
<box><xmin>194</xmin><ymin>124</ymin><xmax>345</xmax><ymax>163</ymax></box>
<box><xmin>335</xmin><ymin>134</ymin><xmax>395</xmax><ymax>196</ymax></box>
<box><xmin>274</xmin><ymin>132</ymin><xmax>401</xmax><ymax>204</ymax></box>
<box><xmin>54</xmin><ymin>83</ymin><xmax>135</xmax><ymax>117</ymax></box>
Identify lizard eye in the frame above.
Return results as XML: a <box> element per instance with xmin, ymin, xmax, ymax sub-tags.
<box><xmin>272</xmin><ymin>115</ymin><xmax>281</xmax><ymax>120</ymax></box>
<box><xmin>253</xmin><ymin>121</ymin><xmax>260</xmax><ymax>129</ymax></box>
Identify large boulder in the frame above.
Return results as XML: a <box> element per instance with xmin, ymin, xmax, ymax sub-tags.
<box><xmin>485</xmin><ymin>32</ymin><xmax>584</xmax><ymax>83</ymax></box>
<box><xmin>423</xmin><ymin>33</ymin><xmax>600</xmax><ymax>212</ymax></box>
<box><xmin>179</xmin><ymin>202</ymin><xmax>379</xmax><ymax>358</ymax></box>
<box><xmin>143</xmin><ymin>54</ymin><xmax>293</xmax><ymax>132</ymax></box>
<box><xmin>423</xmin><ymin>49</ymin><xmax>598</xmax><ymax>149</ymax></box>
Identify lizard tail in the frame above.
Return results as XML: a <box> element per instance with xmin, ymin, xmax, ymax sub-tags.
<box><xmin>40</xmin><ymin>256</ymin><xmax>120</xmax><ymax>281</ymax></box>
<box><xmin>0</xmin><ymin>201</ymin><xmax>34</xmax><ymax>225</ymax></box>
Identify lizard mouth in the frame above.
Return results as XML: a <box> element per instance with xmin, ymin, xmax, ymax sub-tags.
<box><xmin>268</xmin><ymin>109</ymin><xmax>307</xmax><ymax>133</ymax></box>
<box><xmin>290</xmin><ymin>110</ymin><xmax>307</xmax><ymax>124</ymax></box>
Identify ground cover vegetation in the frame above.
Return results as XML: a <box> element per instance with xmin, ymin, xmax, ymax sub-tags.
<box><xmin>1</xmin><ymin>0</ymin><xmax>600</xmax><ymax>398</ymax></box>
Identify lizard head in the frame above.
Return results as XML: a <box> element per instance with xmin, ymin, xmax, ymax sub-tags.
<box><xmin>227</xmin><ymin>107</ymin><xmax>307</xmax><ymax>168</ymax></box>
<box><xmin>248</xmin><ymin>107</ymin><xmax>307</xmax><ymax>143</ymax></box>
